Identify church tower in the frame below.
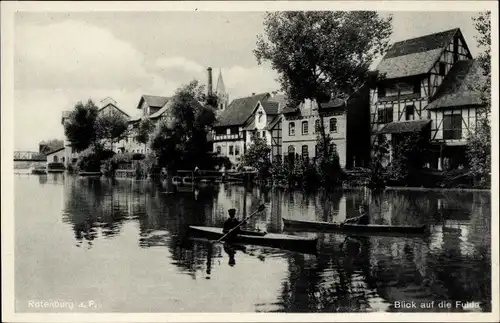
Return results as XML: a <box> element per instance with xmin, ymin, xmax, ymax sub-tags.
<box><xmin>215</xmin><ymin>69</ymin><xmax>229</xmax><ymax>111</ymax></box>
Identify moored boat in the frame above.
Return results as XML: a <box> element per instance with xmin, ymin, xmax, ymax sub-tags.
<box><xmin>189</xmin><ymin>226</ymin><xmax>318</xmax><ymax>253</ymax></box>
<box><xmin>282</xmin><ymin>218</ymin><xmax>428</xmax><ymax>234</ymax></box>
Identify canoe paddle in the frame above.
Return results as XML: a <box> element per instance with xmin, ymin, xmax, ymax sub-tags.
<box><xmin>212</xmin><ymin>204</ymin><xmax>266</xmax><ymax>244</ymax></box>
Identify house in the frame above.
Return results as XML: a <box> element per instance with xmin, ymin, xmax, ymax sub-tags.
<box><xmin>45</xmin><ymin>147</ymin><xmax>66</xmax><ymax>171</ymax></box>
<box><xmin>244</xmin><ymin>94</ymin><xmax>287</xmax><ymax>162</ymax></box>
<box><xmin>370</xmin><ymin>27</ymin><xmax>483</xmax><ymax>170</ymax></box>
<box><xmin>425</xmin><ymin>59</ymin><xmax>488</xmax><ymax>169</ymax></box>
<box><xmin>211</xmin><ymin>93</ymin><xmax>271</xmax><ymax>166</ymax></box>
<box><xmin>281</xmin><ymin>87</ymin><xmax>371</xmax><ymax>169</ymax></box>
<box><xmin>118</xmin><ymin>95</ymin><xmax>173</xmax><ymax>154</ymax></box>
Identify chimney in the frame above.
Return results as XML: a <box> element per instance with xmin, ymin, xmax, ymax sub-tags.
<box><xmin>207</xmin><ymin>67</ymin><xmax>213</xmax><ymax>97</ymax></box>
<box><xmin>251</xmin><ymin>92</ymin><xmax>255</xmax><ymax>96</ymax></box>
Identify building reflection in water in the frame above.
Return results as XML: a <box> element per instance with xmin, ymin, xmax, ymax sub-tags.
<box><xmin>60</xmin><ymin>176</ymin><xmax>491</xmax><ymax>312</ymax></box>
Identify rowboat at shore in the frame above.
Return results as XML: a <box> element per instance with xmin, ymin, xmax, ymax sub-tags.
<box><xmin>282</xmin><ymin>218</ymin><xmax>428</xmax><ymax>234</ymax></box>
<box><xmin>189</xmin><ymin>226</ymin><xmax>318</xmax><ymax>253</ymax></box>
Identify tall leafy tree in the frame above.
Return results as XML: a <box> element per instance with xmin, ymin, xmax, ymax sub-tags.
<box><xmin>95</xmin><ymin>111</ymin><xmax>129</xmax><ymax>150</ymax></box>
<box><xmin>242</xmin><ymin>134</ymin><xmax>272</xmax><ymax>178</ymax></box>
<box><xmin>150</xmin><ymin>80</ymin><xmax>216</xmax><ymax>171</ymax></box>
<box><xmin>254</xmin><ymin>11</ymin><xmax>392</xmax><ymax>156</ymax></box>
<box><xmin>64</xmin><ymin>99</ymin><xmax>100</xmax><ymax>152</ymax></box>
<box><xmin>467</xmin><ymin>11</ymin><xmax>491</xmax><ymax>187</ymax></box>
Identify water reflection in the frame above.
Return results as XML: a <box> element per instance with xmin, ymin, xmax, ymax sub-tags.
<box><xmin>16</xmin><ymin>175</ymin><xmax>491</xmax><ymax>313</ymax></box>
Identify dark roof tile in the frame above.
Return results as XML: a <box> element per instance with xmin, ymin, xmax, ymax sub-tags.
<box><xmin>426</xmin><ymin>59</ymin><xmax>487</xmax><ymax>110</ymax></box>
<box><xmin>215</xmin><ymin>93</ymin><xmax>270</xmax><ymax>127</ymax></box>
<box><xmin>379</xmin><ymin>120</ymin><xmax>431</xmax><ymax>134</ymax></box>
<box><xmin>377</xmin><ymin>28</ymin><xmax>460</xmax><ymax>79</ymax></box>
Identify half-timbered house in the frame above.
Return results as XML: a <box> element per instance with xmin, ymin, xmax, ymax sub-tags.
<box><xmin>244</xmin><ymin>94</ymin><xmax>287</xmax><ymax>163</ymax></box>
<box><xmin>212</xmin><ymin>93</ymin><xmax>271</xmax><ymax>167</ymax></box>
<box><xmin>370</xmin><ymin>28</ymin><xmax>479</xmax><ymax>169</ymax></box>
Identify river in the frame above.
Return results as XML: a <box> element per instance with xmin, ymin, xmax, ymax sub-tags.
<box><xmin>14</xmin><ymin>173</ymin><xmax>491</xmax><ymax>313</ymax></box>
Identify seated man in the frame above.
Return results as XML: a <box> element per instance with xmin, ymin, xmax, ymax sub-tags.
<box><xmin>343</xmin><ymin>204</ymin><xmax>369</xmax><ymax>225</ymax></box>
<box><xmin>223</xmin><ymin>209</ymin><xmax>245</xmax><ymax>237</ymax></box>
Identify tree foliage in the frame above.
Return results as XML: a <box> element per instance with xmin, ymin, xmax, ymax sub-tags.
<box><xmin>242</xmin><ymin>134</ymin><xmax>272</xmax><ymax>179</ymax></box>
<box><xmin>95</xmin><ymin>111</ymin><xmax>129</xmax><ymax>146</ymax></box>
<box><xmin>369</xmin><ymin>134</ymin><xmax>389</xmax><ymax>188</ymax></box>
<box><xmin>472</xmin><ymin>11</ymin><xmax>491</xmax><ymax>117</ymax></box>
<box><xmin>387</xmin><ymin>131</ymin><xmax>430</xmax><ymax>185</ymax></box>
<box><xmin>135</xmin><ymin>118</ymin><xmax>155</xmax><ymax>147</ymax></box>
<box><xmin>149</xmin><ymin>80</ymin><xmax>216</xmax><ymax>171</ymax></box>
<box><xmin>254</xmin><ymin>11</ymin><xmax>393</xmax><ymax>156</ymax></box>
<box><xmin>467</xmin><ymin>12</ymin><xmax>491</xmax><ymax>188</ymax></box>
<box><xmin>64</xmin><ymin>100</ymin><xmax>100</xmax><ymax>152</ymax></box>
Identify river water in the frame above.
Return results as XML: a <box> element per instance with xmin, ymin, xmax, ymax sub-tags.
<box><xmin>14</xmin><ymin>173</ymin><xmax>491</xmax><ymax>313</ymax></box>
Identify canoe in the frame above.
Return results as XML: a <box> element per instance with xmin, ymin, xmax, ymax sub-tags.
<box><xmin>189</xmin><ymin>226</ymin><xmax>318</xmax><ymax>253</ymax></box>
<box><xmin>282</xmin><ymin>218</ymin><xmax>428</xmax><ymax>234</ymax></box>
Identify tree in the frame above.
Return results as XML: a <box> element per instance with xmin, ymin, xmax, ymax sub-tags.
<box><xmin>369</xmin><ymin>134</ymin><xmax>389</xmax><ymax>188</ymax></box>
<box><xmin>242</xmin><ymin>134</ymin><xmax>271</xmax><ymax>179</ymax></box>
<box><xmin>95</xmin><ymin>111</ymin><xmax>128</xmax><ymax>150</ymax></box>
<box><xmin>467</xmin><ymin>12</ymin><xmax>491</xmax><ymax>187</ymax></box>
<box><xmin>150</xmin><ymin>80</ymin><xmax>216</xmax><ymax>171</ymax></box>
<box><xmin>254</xmin><ymin>11</ymin><xmax>392</xmax><ymax>157</ymax></box>
<box><xmin>387</xmin><ymin>131</ymin><xmax>430</xmax><ymax>185</ymax></box>
<box><xmin>64</xmin><ymin>99</ymin><xmax>100</xmax><ymax>152</ymax></box>
<box><xmin>135</xmin><ymin>118</ymin><xmax>155</xmax><ymax>152</ymax></box>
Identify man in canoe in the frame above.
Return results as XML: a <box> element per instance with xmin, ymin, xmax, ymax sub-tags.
<box><xmin>342</xmin><ymin>204</ymin><xmax>369</xmax><ymax>225</ymax></box>
<box><xmin>223</xmin><ymin>208</ymin><xmax>246</xmax><ymax>237</ymax></box>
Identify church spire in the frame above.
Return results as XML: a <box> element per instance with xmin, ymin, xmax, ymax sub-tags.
<box><xmin>215</xmin><ymin>69</ymin><xmax>226</xmax><ymax>95</ymax></box>
<box><xmin>215</xmin><ymin>69</ymin><xmax>229</xmax><ymax>112</ymax></box>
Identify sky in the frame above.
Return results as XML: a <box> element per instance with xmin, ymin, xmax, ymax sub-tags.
<box><xmin>13</xmin><ymin>10</ymin><xmax>486</xmax><ymax>151</ymax></box>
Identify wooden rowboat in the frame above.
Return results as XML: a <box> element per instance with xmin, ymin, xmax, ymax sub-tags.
<box><xmin>282</xmin><ymin>218</ymin><xmax>428</xmax><ymax>234</ymax></box>
<box><xmin>189</xmin><ymin>226</ymin><xmax>318</xmax><ymax>253</ymax></box>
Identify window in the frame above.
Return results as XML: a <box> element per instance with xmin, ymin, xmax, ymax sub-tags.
<box><xmin>378</xmin><ymin>86</ymin><xmax>386</xmax><ymax>98</ymax></box>
<box><xmin>302</xmin><ymin>121</ymin><xmax>309</xmax><ymax>135</ymax></box>
<box><xmin>329</xmin><ymin>118</ymin><xmax>337</xmax><ymax>133</ymax></box>
<box><xmin>405</xmin><ymin>105</ymin><xmax>415</xmax><ymax>121</ymax></box>
<box><xmin>229</xmin><ymin>145</ymin><xmax>234</xmax><ymax>155</ymax></box>
<box><xmin>216</xmin><ymin>146</ymin><xmax>221</xmax><ymax>154</ymax></box>
<box><xmin>262</xmin><ymin>131</ymin><xmax>266</xmax><ymax>138</ymax></box>
<box><xmin>258</xmin><ymin>111</ymin><xmax>263</xmax><ymax>123</ymax></box>
<box><xmin>288</xmin><ymin>145</ymin><xmax>295</xmax><ymax>163</ymax></box>
<box><xmin>439</xmin><ymin>62</ymin><xmax>446</xmax><ymax>76</ymax></box>
<box><xmin>289</xmin><ymin>122</ymin><xmax>295</xmax><ymax>136</ymax></box>
<box><xmin>377</xmin><ymin>107</ymin><xmax>393</xmax><ymax>123</ymax></box>
<box><xmin>235</xmin><ymin>146</ymin><xmax>240</xmax><ymax>155</ymax></box>
<box><xmin>255</xmin><ymin>131</ymin><xmax>260</xmax><ymax>138</ymax></box>
<box><xmin>315</xmin><ymin>119</ymin><xmax>320</xmax><ymax>132</ymax></box>
<box><xmin>302</xmin><ymin>145</ymin><xmax>309</xmax><ymax>159</ymax></box>
<box><xmin>215</xmin><ymin>128</ymin><xmax>226</xmax><ymax>135</ymax></box>
<box><xmin>230</xmin><ymin>127</ymin><xmax>238</xmax><ymax>135</ymax></box>
<box><xmin>443</xmin><ymin>113</ymin><xmax>462</xmax><ymax>139</ymax></box>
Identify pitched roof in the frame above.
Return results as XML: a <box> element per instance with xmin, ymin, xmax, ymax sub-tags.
<box><xmin>376</xmin><ymin>28</ymin><xmax>460</xmax><ymax>79</ymax></box>
<box><xmin>141</xmin><ymin>95</ymin><xmax>171</xmax><ymax>108</ymax></box>
<box><xmin>215</xmin><ymin>93</ymin><xmax>270</xmax><ymax>127</ymax></box>
<box><xmin>99</xmin><ymin>103</ymin><xmax>130</xmax><ymax>118</ymax></box>
<box><xmin>379</xmin><ymin>120</ymin><xmax>431</xmax><ymax>134</ymax></box>
<box><xmin>149</xmin><ymin>101</ymin><xmax>172</xmax><ymax>119</ymax></box>
<box><xmin>261</xmin><ymin>101</ymin><xmax>279</xmax><ymax>115</ymax></box>
<box><xmin>426</xmin><ymin>59</ymin><xmax>487</xmax><ymax>110</ymax></box>
<box><xmin>268</xmin><ymin>115</ymin><xmax>282</xmax><ymax>130</ymax></box>
<box><xmin>45</xmin><ymin>147</ymin><xmax>65</xmax><ymax>156</ymax></box>
<box><xmin>282</xmin><ymin>97</ymin><xmax>345</xmax><ymax>114</ymax></box>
